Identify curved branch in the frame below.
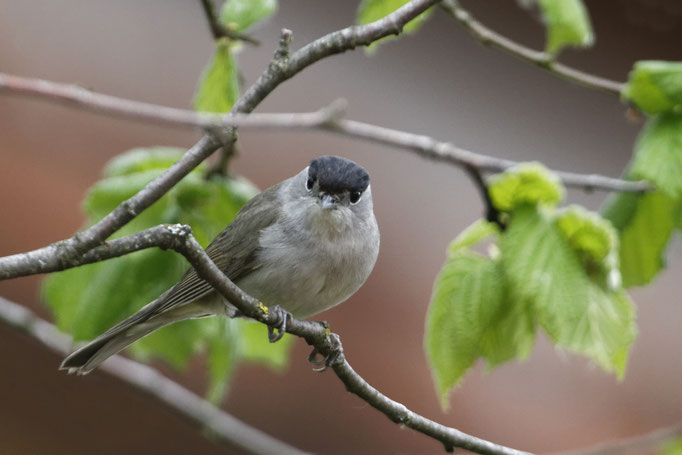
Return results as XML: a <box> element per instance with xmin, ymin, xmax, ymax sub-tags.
<box><xmin>0</xmin><ymin>224</ymin><xmax>533</xmax><ymax>455</ymax></box>
<box><xmin>0</xmin><ymin>0</ymin><xmax>440</xmax><ymax>278</ymax></box>
<box><xmin>0</xmin><ymin>295</ymin><xmax>308</xmax><ymax>455</ymax></box>
<box><xmin>0</xmin><ymin>72</ymin><xmax>650</xmax><ymax>194</ymax></box>
<box><xmin>440</xmin><ymin>0</ymin><xmax>625</xmax><ymax>95</ymax></box>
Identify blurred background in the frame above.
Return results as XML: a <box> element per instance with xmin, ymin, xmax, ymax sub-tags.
<box><xmin>1</xmin><ymin>1</ymin><xmax>681</xmax><ymax>454</ymax></box>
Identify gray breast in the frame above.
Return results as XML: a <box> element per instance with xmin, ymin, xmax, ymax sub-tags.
<box><xmin>235</xmin><ymin>192</ymin><xmax>379</xmax><ymax>319</ymax></box>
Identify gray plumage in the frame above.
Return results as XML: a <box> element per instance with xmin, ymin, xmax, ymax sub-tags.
<box><xmin>61</xmin><ymin>156</ymin><xmax>380</xmax><ymax>374</ymax></box>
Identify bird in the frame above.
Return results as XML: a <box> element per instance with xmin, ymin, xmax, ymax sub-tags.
<box><xmin>61</xmin><ymin>155</ymin><xmax>380</xmax><ymax>374</ymax></box>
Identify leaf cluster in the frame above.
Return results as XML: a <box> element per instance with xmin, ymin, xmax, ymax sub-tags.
<box><xmin>43</xmin><ymin>148</ymin><xmax>293</xmax><ymax>403</ymax></box>
<box><xmin>426</xmin><ymin>164</ymin><xmax>636</xmax><ymax>407</ymax></box>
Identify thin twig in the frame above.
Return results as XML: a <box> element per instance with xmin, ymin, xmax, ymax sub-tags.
<box><xmin>0</xmin><ymin>0</ymin><xmax>439</xmax><ymax>281</ymax></box>
<box><xmin>199</xmin><ymin>0</ymin><xmax>260</xmax><ymax>45</ymax></box>
<box><xmin>440</xmin><ymin>0</ymin><xmax>625</xmax><ymax>95</ymax></box>
<box><xmin>551</xmin><ymin>421</ymin><xmax>682</xmax><ymax>455</ymax></box>
<box><xmin>0</xmin><ymin>72</ymin><xmax>650</xmax><ymax>193</ymax></box>
<box><xmin>0</xmin><ymin>223</ymin><xmax>533</xmax><ymax>455</ymax></box>
<box><xmin>325</xmin><ymin>120</ymin><xmax>652</xmax><ymax>192</ymax></box>
<box><xmin>462</xmin><ymin>165</ymin><xmax>505</xmax><ymax>229</ymax></box>
<box><xmin>0</xmin><ymin>295</ymin><xmax>308</xmax><ymax>455</ymax></box>
<box><xmin>0</xmin><ymin>73</ymin><xmax>345</xmax><ymax>130</ymax></box>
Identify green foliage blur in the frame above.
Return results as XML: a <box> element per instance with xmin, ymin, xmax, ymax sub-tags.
<box><xmin>43</xmin><ymin>148</ymin><xmax>293</xmax><ymax>403</ymax></box>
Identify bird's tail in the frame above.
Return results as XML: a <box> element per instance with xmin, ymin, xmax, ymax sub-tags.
<box><xmin>60</xmin><ymin>301</ymin><xmax>210</xmax><ymax>375</ymax></box>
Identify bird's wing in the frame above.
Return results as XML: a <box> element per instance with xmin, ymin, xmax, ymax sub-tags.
<box><xmin>151</xmin><ymin>182</ymin><xmax>283</xmax><ymax>315</ymax></box>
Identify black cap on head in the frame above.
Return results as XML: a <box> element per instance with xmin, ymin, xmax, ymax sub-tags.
<box><xmin>308</xmin><ymin>156</ymin><xmax>369</xmax><ymax>194</ymax></box>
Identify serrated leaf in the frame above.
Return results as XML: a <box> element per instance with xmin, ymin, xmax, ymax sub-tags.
<box><xmin>556</xmin><ymin>205</ymin><xmax>618</xmax><ymax>268</ymax></box>
<box><xmin>488</xmin><ymin>162</ymin><xmax>564</xmax><ymax>212</ymax></box>
<box><xmin>604</xmin><ymin>191</ymin><xmax>677</xmax><ymax>287</ymax></box>
<box><xmin>501</xmin><ymin>207</ymin><xmax>635</xmax><ymax>377</ymax></box>
<box><xmin>220</xmin><ymin>0</ymin><xmax>277</xmax><ymax>32</ymax></box>
<box><xmin>622</xmin><ymin>61</ymin><xmax>682</xmax><ymax>115</ymax></box>
<box><xmin>357</xmin><ymin>0</ymin><xmax>433</xmax><ymax>53</ymax></box>
<box><xmin>426</xmin><ymin>252</ymin><xmax>506</xmax><ymax>406</ymax></box>
<box><xmin>479</xmin><ymin>291</ymin><xmax>535</xmax><ymax>369</ymax></box>
<box><xmin>448</xmin><ymin>219</ymin><xmax>498</xmax><ymax>254</ymax></box>
<box><xmin>536</xmin><ymin>0</ymin><xmax>594</xmax><ymax>55</ymax></box>
<box><xmin>630</xmin><ymin>113</ymin><xmax>682</xmax><ymax>199</ymax></box>
<box><xmin>194</xmin><ymin>40</ymin><xmax>240</xmax><ymax>113</ymax></box>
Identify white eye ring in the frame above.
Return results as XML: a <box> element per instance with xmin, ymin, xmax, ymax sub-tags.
<box><xmin>349</xmin><ymin>191</ymin><xmax>362</xmax><ymax>205</ymax></box>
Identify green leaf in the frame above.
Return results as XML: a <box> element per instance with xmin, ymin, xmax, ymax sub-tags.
<box><xmin>555</xmin><ymin>205</ymin><xmax>619</xmax><ymax>286</ymax></box>
<box><xmin>425</xmin><ymin>252</ymin><xmax>506</xmax><ymax>406</ymax></box>
<box><xmin>601</xmin><ymin>190</ymin><xmax>639</xmax><ymax>231</ymax></box>
<box><xmin>661</xmin><ymin>438</ymin><xmax>682</xmax><ymax>455</ymax></box>
<box><xmin>220</xmin><ymin>0</ymin><xmax>277</xmax><ymax>32</ymax></box>
<box><xmin>604</xmin><ymin>191</ymin><xmax>677</xmax><ymax>287</ymax></box>
<box><xmin>42</xmin><ymin>147</ymin><xmax>265</xmax><ymax>400</ymax></box>
<box><xmin>104</xmin><ymin>147</ymin><xmax>190</xmax><ymax>177</ymax></box>
<box><xmin>488</xmin><ymin>162</ymin><xmax>565</xmax><ymax>212</ymax></box>
<box><xmin>630</xmin><ymin>113</ymin><xmax>682</xmax><ymax>199</ymax></box>
<box><xmin>205</xmin><ymin>318</ymin><xmax>240</xmax><ymax>404</ymax></box>
<box><xmin>238</xmin><ymin>319</ymin><xmax>294</xmax><ymax>370</ymax></box>
<box><xmin>622</xmin><ymin>60</ymin><xmax>682</xmax><ymax>115</ymax></box>
<box><xmin>500</xmin><ymin>207</ymin><xmax>635</xmax><ymax>377</ymax></box>
<box><xmin>447</xmin><ymin>219</ymin><xmax>498</xmax><ymax>254</ymax></box>
<box><xmin>536</xmin><ymin>0</ymin><xmax>594</xmax><ymax>55</ymax></box>
<box><xmin>357</xmin><ymin>0</ymin><xmax>433</xmax><ymax>53</ymax></box>
<box><xmin>130</xmin><ymin>318</ymin><xmax>206</xmax><ymax>370</ymax></box>
<box><xmin>194</xmin><ymin>39</ymin><xmax>240</xmax><ymax>113</ymax></box>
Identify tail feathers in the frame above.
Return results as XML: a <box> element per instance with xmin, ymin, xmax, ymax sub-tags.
<box><xmin>60</xmin><ymin>319</ymin><xmax>167</xmax><ymax>375</ymax></box>
<box><xmin>60</xmin><ymin>301</ymin><xmax>214</xmax><ymax>375</ymax></box>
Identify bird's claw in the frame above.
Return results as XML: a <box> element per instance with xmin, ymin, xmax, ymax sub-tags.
<box><xmin>267</xmin><ymin>305</ymin><xmax>292</xmax><ymax>343</ymax></box>
<box><xmin>307</xmin><ymin>332</ymin><xmax>343</xmax><ymax>372</ymax></box>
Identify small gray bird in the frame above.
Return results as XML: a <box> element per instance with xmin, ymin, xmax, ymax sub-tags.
<box><xmin>61</xmin><ymin>155</ymin><xmax>380</xmax><ymax>374</ymax></box>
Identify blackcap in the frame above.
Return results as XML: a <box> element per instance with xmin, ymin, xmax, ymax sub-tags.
<box><xmin>61</xmin><ymin>155</ymin><xmax>380</xmax><ymax>374</ymax></box>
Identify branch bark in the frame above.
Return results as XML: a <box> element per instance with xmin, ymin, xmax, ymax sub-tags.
<box><xmin>0</xmin><ymin>0</ymin><xmax>441</xmax><ymax>278</ymax></box>
<box><xmin>0</xmin><ymin>223</ymin><xmax>533</xmax><ymax>455</ymax></box>
<box><xmin>0</xmin><ymin>72</ymin><xmax>650</xmax><ymax>193</ymax></box>
<box><xmin>440</xmin><ymin>0</ymin><xmax>625</xmax><ymax>95</ymax></box>
<box><xmin>0</xmin><ymin>295</ymin><xmax>308</xmax><ymax>455</ymax></box>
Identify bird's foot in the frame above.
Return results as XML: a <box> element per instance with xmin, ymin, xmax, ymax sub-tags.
<box><xmin>267</xmin><ymin>305</ymin><xmax>292</xmax><ymax>343</ymax></box>
<box><xmin>308</xmin><ymin>329</ymin><xmax>344</xmax><ymax>372</ymax></box>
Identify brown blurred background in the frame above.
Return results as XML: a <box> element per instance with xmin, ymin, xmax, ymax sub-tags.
<box><xmin>1</xmin><ymin>1</ymin><xmax>681</xmax><ymax>454</ymax></box>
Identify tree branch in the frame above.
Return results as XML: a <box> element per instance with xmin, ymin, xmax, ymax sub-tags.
<box><xmin>0</xmin><ymin>223</ymin><xmax>533</xmax><ymax>455</ymax></box>
<box><xmin>324</xmin><ymin>119</ymin><xmax>652</xmax><ymax>192</ymax></box>
<box><xmin>0</xmin><ymin>295</ymin><xmax>308</xmax><ymax>455</ymax></box>
<box><xmin>0</xmin><ymin>0</ymin><xmax>441</xmax><ymax>279</ymax></box>
<box><xmin>462</xmin><ymin>164</ymin><xmax>505</xmax><ymax>229</ymax></box>
<box><xmin>0</xmin><ymin>73</ymin><xmax>345</xmax><ymax>130</ymax></box>
<box><xmin>199</xmin><ymin>0</ymin><xmax>260</xmax><ymax>45</ymax></box>
<box><xmin>551</xmin><ymin>422</ymin><xmax>682</xmax><ymax>455</ymax></box>
<box><xmin>0</xmin><ymin>72</ymin><xmax>650</xmax><ymax>193</ymax></box>
<box><xmin>440</xmin><ymin>0</ymin><xmax>625</xmax><ymax>95</ymax></box>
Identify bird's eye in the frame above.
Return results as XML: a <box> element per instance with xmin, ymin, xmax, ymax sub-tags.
<box><xmin>349</xmin><ymin>191</ymin><xmax>362</xmax><ymax>204</ymax></box>
<box><xmin>306</xmin><ymin>176</ymin><xmax>314</xmax><ymax>191</ymax></box>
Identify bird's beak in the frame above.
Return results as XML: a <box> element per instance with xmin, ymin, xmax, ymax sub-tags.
<box><xmin>319</xmin><ymin>193</ymin><xmax>337</xmax><ymax>210</ymax></box>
